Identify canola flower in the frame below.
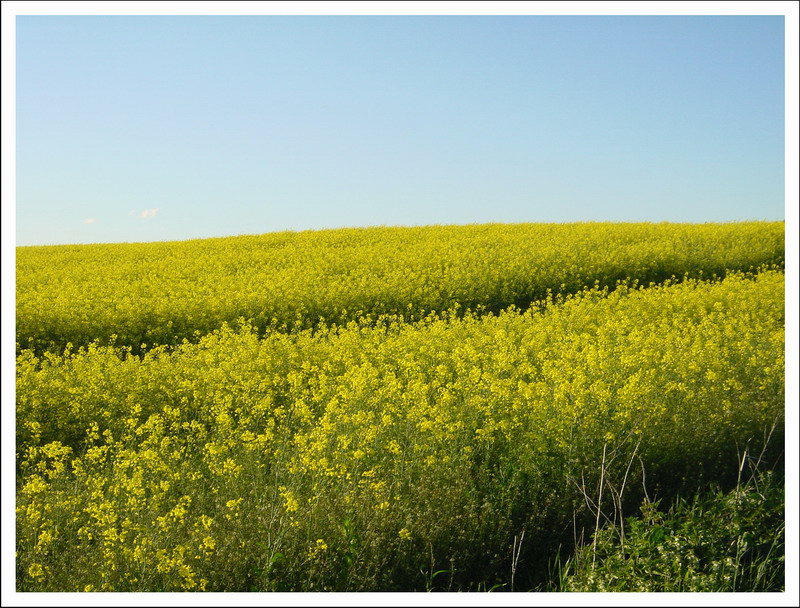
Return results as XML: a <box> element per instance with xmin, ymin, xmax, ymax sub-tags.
<box><xmin>16</xmin><ymin>221</ymin><xmax>784</xmax><ymax>352</ymax></box>
<box><xmin>16</xmin><ymin>270</ymin><xmax>784</xmax><ymax>591</ymax></box>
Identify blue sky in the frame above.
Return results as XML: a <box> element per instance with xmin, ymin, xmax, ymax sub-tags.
<box><xmin>16</xmin><ymin>16</ymin><xmax>784</xmax><ymax>246</ymax></box>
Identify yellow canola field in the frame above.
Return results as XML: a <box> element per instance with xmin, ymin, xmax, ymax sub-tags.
<box><xmin>16</xmin><ymin>270</ymin><xmax>785</xmax><ymax>591</ymax></box>
<box><xmin>16</xmin><ymin>222</ymin><xmax>784</xmax><ymax>351</ymax></box>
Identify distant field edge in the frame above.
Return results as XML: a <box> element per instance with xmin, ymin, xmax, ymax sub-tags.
<box><xmin>16</xmin><ymin>221</ymin><xmax>785</xmax><ymax>353</ymax></box>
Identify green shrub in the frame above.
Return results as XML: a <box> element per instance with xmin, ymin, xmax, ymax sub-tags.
<box><xmin>559</xmin><ymin>471</ymin><xmax>784</xmax><ymax>592</ymax></box>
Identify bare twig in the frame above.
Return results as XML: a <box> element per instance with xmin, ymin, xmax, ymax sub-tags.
<box><xmin>511</xmin><ymin>529</ymin><xmax>525</xmax><ymax>591</ymax></box>
<box><xmin>639</xmin><ymin>456</ymin><xmax>650</xmax><ymax>504</ymax></box>
<box><xmin>592</xmin><ymin>443</ymin><xmax>608</xmax><ymax>566</ymax></box>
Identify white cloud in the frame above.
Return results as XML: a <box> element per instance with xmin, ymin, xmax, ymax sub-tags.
<box><xmin>83</xmin><ymin>218</ymin><xmax>97</xmax><ymax>224</ymax></box>
<box><xmin>138</xmin><ymin>208</ymin><xmax>159</xmax><ymax>219</ymax></box>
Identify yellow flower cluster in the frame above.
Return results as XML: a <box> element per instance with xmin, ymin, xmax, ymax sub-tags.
<box><xmin>16</xmin><ymin>222</ymin><xmax>783</xmax><ymax>352</ymax></box>
<box><xmin>15</xmin><ymin>266</ymin><xmax>784</xmax><ymax>591</ymax></box>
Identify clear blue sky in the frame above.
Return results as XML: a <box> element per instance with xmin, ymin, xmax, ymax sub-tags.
<box><xmin>16</xmin><ymin>15</ymin><xmax>784</xmax><ymax>246</ymax></box>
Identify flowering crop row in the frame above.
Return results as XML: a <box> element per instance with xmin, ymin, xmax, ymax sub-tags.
<box><xmin>17</xmin><ymin>222</ymin><xmax>784</xmax><ymax>351</ymax></box>
<box><xmin>16</xmin><ymin>270</ymin><xmax>784</xmax><ymax>591</ymax></box>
